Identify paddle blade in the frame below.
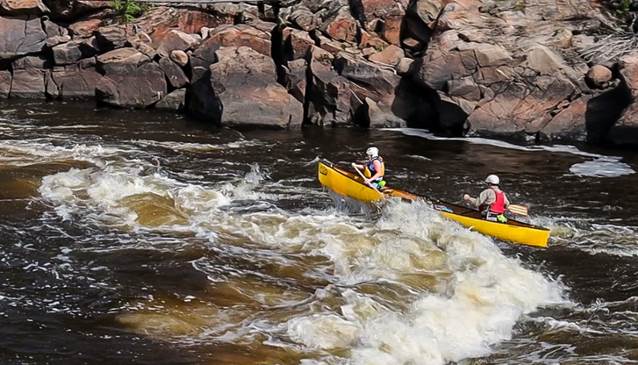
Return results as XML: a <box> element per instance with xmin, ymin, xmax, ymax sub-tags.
<box><xmin>508</xmin><ymin>204</ymin><xmax>528</xmax><ymax>216</ymax></box>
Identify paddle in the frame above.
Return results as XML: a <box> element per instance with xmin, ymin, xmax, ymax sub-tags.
<box><xmin>508</xmin><ymin>204</ymin><xmax>528</xmax><ymax>216</ymax></box>
<box><xmin>351</xmin><ymin>163</ymin><xmax>381</xmax><ymax>193</ymax></box>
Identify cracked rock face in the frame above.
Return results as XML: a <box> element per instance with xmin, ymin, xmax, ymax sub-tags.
<box><xmin>409</xmin><ymin>0</ymin><xmax>634</xmax><ymax>141</ymax></box>
<box><xmin>0</xmin><ymin>0</ymin><xmax>637</xmax><ymax>141</ymax></box>
<box><xmin>0</xmin><ymin>16</ymin><xmax>46</xmax><ymax>60</ymax></box>
<box><xmin>208</xmin><ymin>46</ymin><xmax>304</xmax><ymax>129</ymax></box>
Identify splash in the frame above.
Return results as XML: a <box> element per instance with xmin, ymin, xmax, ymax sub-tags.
<box><xmin>285</xmin><ymin>200</ymin><xmax>565</xmax><ymax>364</ymax></box>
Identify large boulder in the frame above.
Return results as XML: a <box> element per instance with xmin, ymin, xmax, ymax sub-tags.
<box><xmin>0</xmin><ymin>16</ymin><xmax>46</xmax><ymax>60</ymax></box>
<box><xmin>358</xmin><ymin>0</ymin><xmax>409</xmax><ymax>45</ymax></box>
<box><xmin>46</xmin><ymin>34</ymin><xmax>71</xmax><ymax>48</ymax></box>
<box><xmin>412</xmin><ymin>0</ymin><xmax>443</xmax><ymax>28</ymax></box>
<box><xmin>368</xmin><ymin>44</ymin><xmax>404</xmax><ymax>66</ymax></box>
<box><xmin>283</xmin><ymin>58</ymin><xmax>307</xmax><ymax>102</ymax></box>
<box><xmin>0</xmin><ymin>0</ymin><xmax>48</xmax><ymax>15</ymax></box>
<box><xmin>51</xmin><ymin>37</ymin><xmax>98</xmax><ymax>65</ymax></box>
<box><xmin>155</xmin><ymin>29</ymin><xmax>200</xmax><ymax>58</ymax></box>
<box><xmin>467</xmin><ymin>76</ymin><xmax>577</xmax><ymax>134</ymax></box>
<box><xmin>586</xmin><ymin>65</ymin><xmax>612</xmax><ymax>88</ymax></box>
<box><xmin>207</xmin><ymin>24</ymin><xmax>273</xmax><ymax>57</ymax></box>
<box><xmin>617</xmin><ymin>52</ymin><xmax>638</xmax><ymax>128</ymax></box>
<box><xmin>336</xmin><ymin>52</ymin><xmax>400</xmax><ymax>102</ymax></box>
<box><xmin>523</xmin><ymin>44</ymin><xmax>566</xmax><ymax>76</ymax></box>
<box><xmin>10</xmin><ymin>56</ymin><xmax>49</xmax><ymax>98</ymax></box>
<box><xmin>208</xmin><ymin>46</ymin><xmax>303</xmax><ymax>128</ymax></box>
<box><xmin>305</xmin><ymin>46</ymin><xmax>361</xmax><ymax>126</ymax></box>
<box><xmin>67</xmin><ymin>18</ymin><xmax>101</xmax><ymax>37</ymax></box>
<box><xmin>288</xmin><ymin>4</ymin><xmax>322</xmax><ymax>31</ymax></box>
<box><xmin>43</xmin><ymin>19</ymin><xmax>67</xmax><ymax>37</ymax></box>
<box><xmin>189</xmin><ymin>37</ymin><xmax>218</xmax><ymax>83</ymax></box>
<box><xmin>416</xmin><ymin>44</ymin><xmax>476</xmax><ymax>90</ymax></box>
<box><xmin>155</xmin><ymin>88</ymin><xmax>185</xmax><ymax>111</ymax></box>
<box><xmin>135</xmin><ymin>6</ymin><xmax>234</xmax><ymax>45</ymax></box>
<box><xmin>303</xmin><ymin>46</ymin><xmax>410</xmax><ymax>128</ymax></box>
<box><xmin>335</xmin><ymin>52</ymin><xmax>409</xmax><ymax>127</ymax></box>
<box><xmin>94</xmin><ymin>25</ymin><xmax>127</xmax><ymax>51</ymax></box>
<box><xmin>283</xmin><ymin>27</ymin><xmax>315</xmax><ymax>60</ymax></box>
<box><xmin>321</xmin><ymin>7</ymin><xmax>358</xmax><ymax>43</ymax></box>
<box><xmin>96</xmin><ymin>47</ymin><xmax>151</xmax><ymax>74</ymax></box>
<box><xmin>45</xmin><ymin>0</ymin><xmax>110</xmax><ymax>21</ymax></box>
<box><xmin>96</xmin><ymin>49</ymin><xmax>166</xmax><ymax>108</ymax></box>
<box><xmin>158</xmin><ymin>56</ymin><xmax>188</xmax><ymax>89</ymax></box>
<box><xmin>540</xmin><ymin>96</ymin><xmax>589</xmax><ymax>138</ymax></box>
<box><xmin>170</xmin><ymin>50</ymin><xmax>188</xmax><ymax>67</ymax></box>
<box><xmin>47</xmin><ymin>64</ymin><xmax>101</xmax><ymax>99</ymax></box>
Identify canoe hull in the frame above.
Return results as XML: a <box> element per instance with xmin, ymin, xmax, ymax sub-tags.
<box><xmin>440</xmin><ymin>211</ymin><xmax>549</xmax><ymax>248</ymax></box>
<box><xmin>317</xmin><ymin>161</ymin><xmax>385</xmax><ymax>202</ymax></box>
<box><xmin>317</xmin><ymin>160</ymin><xmax>550</xmax><ymax>248</ymax></box>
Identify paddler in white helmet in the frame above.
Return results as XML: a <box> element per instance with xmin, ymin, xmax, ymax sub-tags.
<box><xmin>352</xmin><ymin>146</ymin><xmax>386</xmax><ymax>189</ymax></box>
<box><xmin>463</xmin><ymin>174</ymin><xmax>510</xmax><ymax>223</ymax></box>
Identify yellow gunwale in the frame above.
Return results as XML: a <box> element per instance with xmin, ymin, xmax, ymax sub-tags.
<box><xmin>317</xmin><ymin>159</ymin><xmax>550</xmax><ymax>248</ymax></box>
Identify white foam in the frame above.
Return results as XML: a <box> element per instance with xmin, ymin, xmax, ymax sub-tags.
<box><xmin>569</xmin><ymin>157</ymin><xmax>635</xmax><ymax>177</ymax></box>
<box><xmin>386</xmin><ymin>128</ymin><xmax>635</xmax><ymax>177</ymax></box>
<box><xmin>128</xmin><ymin>138</ymin><xmax>267</xmax><ymax>153</ymax></box>
<box><xmin>282</xmin><ymin>200</ymin><xmax>565</xmax><ymax>364</ymax></box>
<box><xmin>553</xmin><ymin>222</ymin><xmax>638</xmax><ymax>257</ymax></box>
<box><xmin>288</xmin><ymin>314</ymin><xmax>360</xmax><ymax>349</ymax></box>
<box><xmin>406</xmin><ymin>154</ymin><xmax>431</xmax><ymax>161</ymax></box>
<box><xmin>0</xmin><ymin>140</ymin><xmax>130</xmax><ymax>167</ymax></box>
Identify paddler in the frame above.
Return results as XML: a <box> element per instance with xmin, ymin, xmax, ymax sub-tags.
<box><xmin>352</xmin><ymin>147</ymin><xmax>387</xmax><ymax>189</ymax></box>
<box><xmin>463</xmin><ymin>174</ymin><xmax>510</xmax><ymax>223</ymax></box>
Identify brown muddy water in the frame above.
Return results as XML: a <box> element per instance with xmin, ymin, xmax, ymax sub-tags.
<box><xmin>0</xmin><ymin>100</ymin><xmax>637</xmax><ymax>365</ymax></box>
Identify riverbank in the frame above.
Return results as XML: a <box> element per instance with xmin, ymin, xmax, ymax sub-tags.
<box><xmin>1</xmin><ymin>0</ymin><xmax>638</xmax><ymax>145</ymax></box>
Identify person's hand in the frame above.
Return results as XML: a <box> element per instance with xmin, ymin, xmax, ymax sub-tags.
<box><xmin>463</xmin><ymin>194</ymin><xmax>470</xmax><ymax>201</ymax></box>
<box><xmin>351</xmin><ymin>163</ymin><xmax>357</xmax><ymax>169</ymax></box>
<box><xmin>364</xmin><ymin>179</ymin><xmax>370</xmax><ymax>185</ymax></box>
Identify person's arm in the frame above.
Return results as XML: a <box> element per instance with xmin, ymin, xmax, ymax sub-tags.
<box><xmin>463</xmin><ymin>194</ymin><xmax>479</xmax><ymax>207</ymax></box>
<box><xmin>351</xmin><ymin>162</ymin><xmax>364</xmax><ymax>170</ymax></box>
<box><xmin>478</xmin><ymin>189</ymin><xmax>495</xmax><ymax>208</ymax></box>
<box><xmin>504</xmin><ymin>193</ymin><xmax>510</xmax><ymax>208</ymax></box>
<box><xmin>365</xmin><ymin>160</ymin><xmax>383</xmax><ymax>183</ymax></box>
<box><xmin>467</xmin><ymin>189</ymin><xmax>492</xmax><ymax>209</ymax></box>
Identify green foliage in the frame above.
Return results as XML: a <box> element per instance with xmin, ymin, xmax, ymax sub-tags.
<box><xmin>111</xmin><ymin>0</ymin><xmax>145</xmax><ymax>23</ymax></box>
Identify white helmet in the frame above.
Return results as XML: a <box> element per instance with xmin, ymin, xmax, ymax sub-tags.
<box><xmin>485</xmin><ymin>174</ymin><xmax>500</xmax><ymax>185</ymax></box>
<box><xmin>366</xmin><ymin>147</ymin><xmax>379</xmax><ymax>158</ymax></box>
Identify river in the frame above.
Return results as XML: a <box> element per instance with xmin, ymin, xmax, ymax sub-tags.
<box><xmin>1</xmin><ymin>99</ymin><xmax>637</xmax><ymax>364</ymax></box>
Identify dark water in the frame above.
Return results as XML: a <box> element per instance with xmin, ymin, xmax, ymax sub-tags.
<box><xmin>1</xmin><ymin>100</ymin><xmax>637</xmax><ymax>364</ymax></box>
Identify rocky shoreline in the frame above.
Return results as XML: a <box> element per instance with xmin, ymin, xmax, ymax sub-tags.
<box><xmin>1</xmin><ymin>0</ymin><xmax>638</xmax><ymax>145</ymax></box>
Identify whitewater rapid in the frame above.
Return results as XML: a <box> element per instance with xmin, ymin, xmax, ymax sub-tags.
<box><xmin>6</xmin><ymin>138</ymin><xmax>566</xmax><ymax>365</ymax></box>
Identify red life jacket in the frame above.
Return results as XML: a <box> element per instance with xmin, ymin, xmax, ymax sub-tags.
<box><xmin>490</xmin><ymin>190</ymin><xmax>506</xmax><ymax>214</ymax></box>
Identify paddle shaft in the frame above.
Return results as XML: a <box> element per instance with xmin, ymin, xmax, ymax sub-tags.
<box><xmin>351</xmin><ymin>164</ymin><xmax>381</xmax><ymax>193</ymax></box>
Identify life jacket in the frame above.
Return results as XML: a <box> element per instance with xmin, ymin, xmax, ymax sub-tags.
<box><xmin>365</xmin><ymin>156</ymin><xmax>385</xmax><ymax>182</ymax></box>
<box><xmin>489</xmin><ymin>190</ymin><xmax>506</xmax><ymax>214</ymax></box>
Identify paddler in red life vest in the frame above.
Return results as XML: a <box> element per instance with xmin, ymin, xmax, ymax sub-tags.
<box><xmin>351</xmin><ymin>147</ymin><xmax>387</xmax><ymax>190</ymax></box>
<box><xmin>463</xmin><ymin>174</ymin><xmax>510</xmax><ymax>223</ymax></box>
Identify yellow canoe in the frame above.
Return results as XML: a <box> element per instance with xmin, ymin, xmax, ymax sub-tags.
<box><xmin>317</xmin><ymin>160</ymin><xmax>550</xmax><ymax>248</ymax></box>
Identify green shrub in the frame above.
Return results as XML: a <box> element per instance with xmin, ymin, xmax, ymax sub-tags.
<box><xmin>111</xmin><ymin>0</ymin><xmax>145</xmax><ymax>23</ymax></box>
